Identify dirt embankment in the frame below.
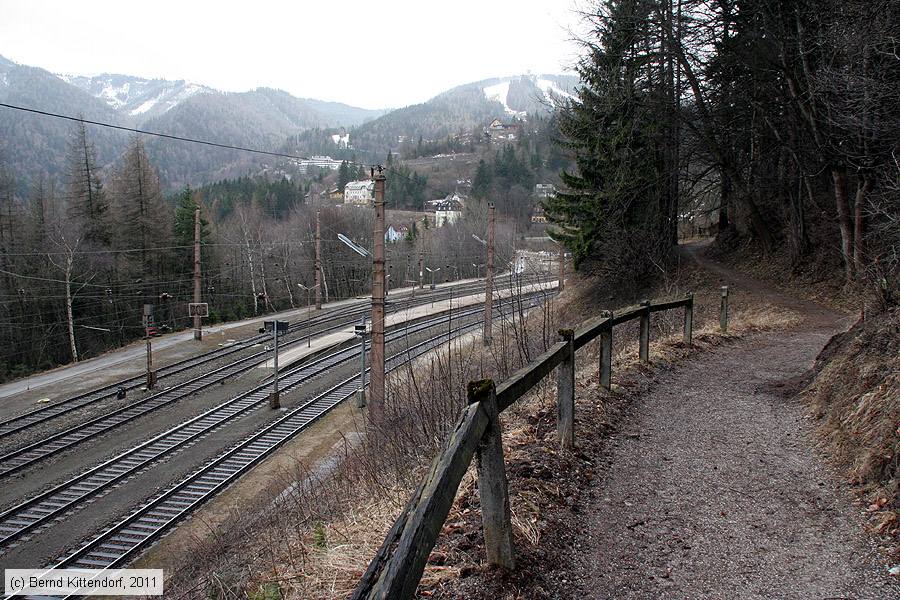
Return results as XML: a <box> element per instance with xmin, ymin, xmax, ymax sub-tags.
<box><xmin>802</xmin><ymin>307</ymin><xmax>900</xmax><ymax>557</ymax></box>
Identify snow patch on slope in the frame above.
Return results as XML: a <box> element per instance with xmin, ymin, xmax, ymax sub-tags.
<box><xmin>99</xmin><ymin>81</ymin><xmax>130</xmax><ymax>110</ymax></box>
<box><xmin>128</xmin><ymin>83</ymin><xmax>208</xmax><ymax>116</ymax></box>
<box><xmin>483</xmin><ymin>80</ymin><xmax>526</xmax><ymax>118</ymax></box>
<box><xmin>536</xmin><ymin>78</ymin><xmax>575</xmax><ymax>104</ymax></box>
<box><xmin>483</xmin><ymin>81</ymin><xmax>519</xmax><ymax>116</ymax></box>
<box><xmin>130</xmin><ymin>95</ymin><xmax>162</xmax><ymax>115</ymax></box>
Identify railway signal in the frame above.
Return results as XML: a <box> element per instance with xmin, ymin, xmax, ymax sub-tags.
<box><xmin>354</xmin><ymin>317</ymin><xmax>368</xmax><ymax>408</ymax></box>
<box><xmin>260</xmin><ymin>320</ymin><xmax>289</xmax><ymax>409</ymax></box>
<box><xmin>142</xmin><ymin>304</ymin><xmax>157</xmax><ymax>389</ymax></box>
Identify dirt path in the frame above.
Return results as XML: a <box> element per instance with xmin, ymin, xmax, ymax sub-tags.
<box><xmin>567</xmin><ymin>246</ymin><xmax>898</xmax><ymax>599</ymax></box>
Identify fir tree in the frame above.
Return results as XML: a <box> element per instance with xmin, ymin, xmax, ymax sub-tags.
<box><xmin>65</xmin><ymin>120</ymin><xmax>111</xmax><ymax>247</ymax></box>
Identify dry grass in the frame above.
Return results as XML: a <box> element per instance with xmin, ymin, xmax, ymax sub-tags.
<box><xmin>801</xmin><ymin>308</ymin><xmax>900</xmax><ymax>551</ymax></box>
<box><xmin>161</xmin><ymin>266</ymin><xmax>805</xmax><ymax>600</ymax></box>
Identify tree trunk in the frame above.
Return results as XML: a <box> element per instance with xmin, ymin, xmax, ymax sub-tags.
<box><xmin>852</xmin><ymin>173</ymin><xmax>873</xmax><ymax>277</ymax></box>
<box><xmin>244</xmin><ymin>235</ymin><xmax>259</xmax><ymax>315</ymax></box>
<box><xmin>718</xmin><ymin>168</ymin><xmax>730</xmax><ymax>232</ymax></box>
<box><xmin>831</xmin><ymin>166</ymin><xmax>854</xmax><ymax>282</ymax></box>
<box><xmin>258</xmin><ymin>249</ymin><xmax>273</xmax><ymax>313</ymax></box>
<box><xmin>64</xmin><ymin>254</ymin><xmax>78</xmax><ymax>363</ymax></box>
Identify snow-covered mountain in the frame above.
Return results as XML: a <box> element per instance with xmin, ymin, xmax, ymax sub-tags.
<box><xmin>0</xmin><ymin>54</ymin><xmax>387</xmax><ymax>189</ymax></box>
<box><xmin>481</xmin><ymin>75</ymin><xmax>576</xmax><ymax>118</ymax></box>
<box><xmin>349</xmin><ymin>73</ymin><xmax>578</xmax><ymax>159</ymax></box>
<box><xmin>58</xmin><ymin>73</ymin><xmax>213</xmax><ymax>121</ymax></box>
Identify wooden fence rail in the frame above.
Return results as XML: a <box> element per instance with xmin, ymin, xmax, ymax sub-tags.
<box><xmin>351</xmin><ymin>290</ymin><xmax>720</xmax><ymax>600</ymax></box>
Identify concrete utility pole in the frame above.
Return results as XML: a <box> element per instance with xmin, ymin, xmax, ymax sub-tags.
<box><xmin>484</xmin><ymin>203</ymin><xmax>495</xmax><ymax>346</ymax></box>
<box><xmin>558</xmin><ymin>243</ymin><xmax>565</xmax><ymax>291</ymax></box>
<box><xmin>370</xmin><ymin>168</ymin><xmax>386</xmax><ymax>414</ymax></box>
<box><xmin>315</xmin><ymin>210</ymin><xmax>322</xmax><ymax>310</ymax></box>
<box><xmin>193</xmin><ymin>208</ymin><xmax>202</xmax><ymax>340</ymax></box>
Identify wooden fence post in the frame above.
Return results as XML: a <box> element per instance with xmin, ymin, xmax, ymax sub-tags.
<box><xmin>599</xmin><ymin>311</ymin><xmax>612</xmax><ymax>391</ymax></box>
<box><xmin>557</xmin><ymin>329</ymin><xmax>575</xmax><ymax>449</ymax></box>
<box><xmin>719</xmin><ymin>286</ymin><xmax>729</xmax><ymax>333</ymax></box>
<box><xmin>472</xmin><ymin>380</ymin><xmax>515</xmax><ymax>569</ymax></box>
<box><xmin>683</xmin><ymin>292</ymin><xmax>693</xmax><ymax>345</ymax></box>
<box><xmin>639</xmin><ymin>300</ymin><xmax>651</xmax><ymax>363</ymax></box>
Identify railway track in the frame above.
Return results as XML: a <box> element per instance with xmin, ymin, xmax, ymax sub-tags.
<box><xmin>0</xmin><ymin>276</ymin><xmax>544</xmax><ymax>440</ymax></box>
<box><xmin>32</xmin><ymin>297</ymin><xmax>544</xmax><ymax>596</ymax></box>
<box><xmin>0</xmin><ymin>292</ymin><xmax>548</xmax><ymax>552</ymax></box>
<box><xmin>0</xmin><ymin>280</ymin><xmax>552</xmax><ymax>478</ymax></box>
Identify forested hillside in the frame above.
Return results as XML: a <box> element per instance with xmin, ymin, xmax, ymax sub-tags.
<box><xmin>285</xmin><ymin>74</ymin><xmax>578</xmax><ymax>163</ymax></box>
<box><xmin>0</xmin><ymin>56</ymin><xmax>385</xmax><ymax>192</ymax></box>
<box><xmin>547</xmin><ymin>0</ymin><xmax>898</xmax><ymax>301</ymax></box>
<box><xmin>0</xmin><ymin>118</ymin><xmax>527</xmax><ymax>381</ymax></box>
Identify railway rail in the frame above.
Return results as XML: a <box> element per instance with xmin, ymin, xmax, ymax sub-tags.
<box><xmin>0</xmin><ymin>280</ymin><xmax>550</xmax><ymax>478</ymax></box>
<box><xmin>33</xmin><ymin>297</ymin><xmax>543</xmax><ymax>597</ymax></box>
<box><xmin>0</xmin><ymin>276</ymin><xmax>544</xmax><ymax>440</ymax></box>
<box><xmin>0</xmin><ymin>291</ymin><xmax>548</xmax><ymax>553</ymax></box>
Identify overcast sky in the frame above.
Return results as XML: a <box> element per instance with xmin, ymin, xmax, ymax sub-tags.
<box><xmin>0</xmin><ymin>0</ymin><xmax>587</xmax><ymax>109</ymax></box>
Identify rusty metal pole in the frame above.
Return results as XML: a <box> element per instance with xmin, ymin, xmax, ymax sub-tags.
<box><xmin>193</xmin><ymin>207</ymin><xmax>202</xmax><ymax>341</ymax></box>
<box><xmin>370</xmin><ymin>169</ymin><xmax>386</xmax><ymax>415</ymax></box>
<box><xmin>484</xmin><ymin>203</ymin><xmax>495</xmax><ymax>346</ymax></box>
<box><xmin>315</xmin><ymin>210</ymin><xmax>322</xmax><ymax>310</ymax></box>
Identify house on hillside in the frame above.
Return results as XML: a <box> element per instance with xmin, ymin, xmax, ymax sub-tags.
<box><xmin>534</xmin><ymin>183</ymin><xmax>557</xmax><ymax>199</ymax></box>
<box><xmin>485</xmin><ymin>118</ymin><xmax>519</xmax><ymax>142</ymax></box>
<box><xmin>531</xmin><ymin>204</ymin><xmax>548</xmax><ymax>223</ymax></box>
<box><xmin>385</xmin><ymin>223</ymin><xmax>410</xmax><ymax>243</ymax></box>
<box><xmin>327</xmin><ymin>187</ymin><xmax>343</xmax><ymax>202</ymax></box>
<box><xmin>344</xmin><ymin>180</ymin><xmax>375</xmax><ymax>205</ymax></box>
<box><xmin>435</xmin><ymin>198</ymin><xmax>463</xmax><ymax>227</ymax></box>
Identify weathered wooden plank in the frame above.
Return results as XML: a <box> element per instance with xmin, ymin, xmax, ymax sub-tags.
<box><xmin>474</xmin><ymin>382</ymin><xmax>515</xmax><ymax>569</ymax></box>
<box><xmin>557</xmin><ymin>330</ymin><xmax>575</xmax><ymax>449</ymax></box>
<box><xmin>720</xmin><ymin>286</ymin><xmax>729</xmax><ymax>333</ymax></box>
<box><xmin>496</xmin><ymin>342</ymin><xmax>569</xmax><ymax>412</ymax></box>
<box><xmin>649</xmin><ymin>297</ymin><xmax>691</xmax><ymax>312</ymax></box>
<box><xmin>369</xmin><ymin>401</ymin><xmax>489</xmax><ymax>600</ymax></box>
<box><xmin>599</xmin><ymin>310</ymin><xmax>613</xmax><ymax>390</ymax></box>
<box><xmin>611</xmin><ymin>305</ymin><xmax>645</xmax><ymax>326</ymax></box>
<box><xmin>683</xmin><ymin>293</ymin><xmax>694</xmax><ymax>344</ymax></box>
<box><xmin>639</xmin><ymin>300</ymin><xmax>651</xmax><ymax>363</ymax></box>
<box><xmin>573</xmin><ymin>314</ymin><xmax>610</xmax><ymax>350</ymax></box>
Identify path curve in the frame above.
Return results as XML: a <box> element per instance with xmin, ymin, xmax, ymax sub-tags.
<box><xmin>569</xmin><ymin>245</ymin><xmax>898</xmax><ymax>599</ymax></box>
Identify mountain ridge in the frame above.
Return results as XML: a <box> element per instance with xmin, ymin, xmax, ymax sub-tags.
<box><xmin>0</xmin><ymin>54</ymin><xmax>575</xmax><ymax>191</ymax></box>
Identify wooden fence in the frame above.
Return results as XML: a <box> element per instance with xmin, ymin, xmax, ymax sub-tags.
<box><xmin>351</xmin><ymin>287</ymin><xmax>729</xmax><ymax>600</ymax></box>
